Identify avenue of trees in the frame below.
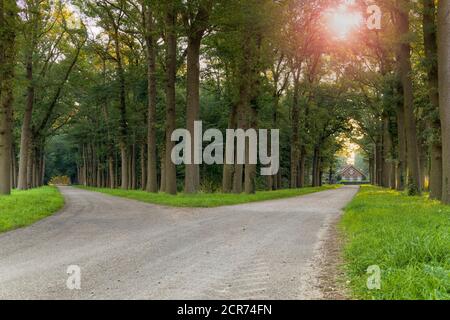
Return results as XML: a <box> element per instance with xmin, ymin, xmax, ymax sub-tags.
<box><xmin>0</xmin><ymin>0</ymin><xmax>449</xmax><ymax>204</ymax></box>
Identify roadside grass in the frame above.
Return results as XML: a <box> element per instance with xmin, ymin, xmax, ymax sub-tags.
<box><xmin>340</xmin><ymin>186</ymin><xmax>450</xmax><ymax>300</ymax></box>
<box><xmin>78</xmin><ymin>184</ymin><xmax>342</xmax><ymax>208</ymax></box>
<box><xmin>0</xmin><ymin>186</ymin><xmax>64</xmax><ymax>233</ymax></box>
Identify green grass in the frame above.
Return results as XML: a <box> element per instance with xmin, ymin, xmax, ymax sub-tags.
<box><xmin>78</xmin><ymin>184</ymin><xmax>342</xmax><ymax>208</ymax></box>
<box><xmin>0</xmin><ymin>186</ymin><xmax>65</xmax><ymax>233</ymax></box>
<box><xmin>340</xmin><ymin>186</ymin><xmax>450</xmax><ymax>300</ymax></box>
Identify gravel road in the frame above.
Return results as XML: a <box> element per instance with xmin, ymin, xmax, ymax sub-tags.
<box><xmin>0</xmin><ymin>186</ymin><xmax>358</xmax><ymax>300</ymax></box>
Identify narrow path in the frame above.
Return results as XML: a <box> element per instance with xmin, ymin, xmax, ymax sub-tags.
<box><xmin>0</xmin><ymin>186</ymin><xmax>358</xmax><ymax>300</ymax></box>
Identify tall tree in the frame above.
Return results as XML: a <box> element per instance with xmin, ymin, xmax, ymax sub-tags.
<box><xmin>422</xmin><ymin>0</ymin><xmax>442</xmax><ymax>200</ymax></box>
<box><xmin>290</xmin><ymin>67</ymin><xmax>301</xmax><ymax>188</ymax></box>
<box><xmin>17</xmin><ymin>0</ymin><xmax>39</xmax><ymax>190</ymax></box>
<box><xmin>143</xmin><ymin>0</ymin><xmax>158</xmax><ymax>193</ymax></box>
<box><xmin>0</xmin><ymin>0</ymin><xmax>17</xmax><ymax>195</ymax></box>
<box><xmin>396</xmin><ymin>0</ymin><xmax>422</xmax><ymax>195</ymax></box>
<box><xmin>395</xmin><ymin>76</ymin><xmax>407</xmax><ymax>191</ymax></box>
<box><xmin>182</xmin><ymin>0</ymin><xmax>212</xmax><ymax>194</ymax></box>
<box><xmin>267</xmin><ymin>53</ymin><xmax>288</xmax><ymax>190</ymax></box>
<box><xmin>438</xmin><ymin>0</ymin><xmax>450</xmax><ymax>204</ymax></box>
<box><xmin>106</xmin><ymin>1</ymin><xmax>129</xmax><ymax>190</ymax></box>
<box><xmin>244</xmin><ymin>33</ymin><xmax>263</xmax><ymax>195</ymax></box>
<box><xmin>164</xmin><ymin>0</ymin><xmax>178</xmax><ymax>195</ymax></box>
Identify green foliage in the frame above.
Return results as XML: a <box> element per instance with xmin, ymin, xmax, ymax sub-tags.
<box><xmin>49</xmin><ymin>176</ymin><xmax>71</xmax><ymax>185</ymax></box>
<box><xmin>407</xmin><ymin>181</ymin><xmax>421</xmax><ymax>196</ymax></box>
<box><xmin>0</xmin><ymin>187</ymin><xmax>64</xmax><ymax>233</ymax></box>
<box><xmin>341</xmin><ymin>186</ymin><xmax>450</xmax><ymax>300</ymax></box>
<box><xmin>45</xmin><ymin>135</ymin><xmax>78</xmax><ymax>183</ymax></box>
<box><xmin>78</xmin><ymin>185</ymin><xmax>342</xmax><ymax>208</ymax></box>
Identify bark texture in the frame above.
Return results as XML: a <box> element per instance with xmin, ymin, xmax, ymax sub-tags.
<box><xmin>164</xmin><ymin>1</ymin><xmax>178</xmax><ymax>195</ymax></box>
<box><xmin>184</xmin><ymin>2</ymin><xmax>211</xmax><ymax>194</ymax></box>
<box><xmin>397</xmin><ymin>2</ymin><xmax>422</xmax><ymax>194</ymax></box>
<box><xmin>290</xmin><ymin>70</ymin><xmax>300</xmax><ymax>188</ymax></box>
<box><xmin>438</xmin><ymin>0</ymin><xmax>450</xmax><ymax>203</ymax></box>
<box><xmin>423</xmin><ymin>0</ymin><xmax>443</xmax><ymax>200</ymax></box>
<box><xmin>143</xmin><ymin>2</ymin><xmax>158</xmax><ymax>193</ymax></box>
<box><xmin>0</xmin><ymin>0</ymin><xmax>16</xmax><ymax>195</ymax></box>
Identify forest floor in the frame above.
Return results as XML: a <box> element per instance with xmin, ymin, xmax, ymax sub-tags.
<box><xmin>77</xmin><ymin>184</ymin><xmax>341</xmax><ymax>208</ymax></box>
<box><xmin>0</xmin><ymin>186</ymin><xmax>64</xmax><ymax>233</ymax></box>
<box><xmin>340</xmin><ymin>186</ymin><xmax>450</xmax><ymax>300</ymax></box>
<box><xmin>0</xmin><ymin>185</ymin><xmax>358</xmax><ymax>299</ymax></box>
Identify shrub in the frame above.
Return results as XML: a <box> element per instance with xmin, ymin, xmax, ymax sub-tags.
<box><xmin>49</xmin><ymin>176</ymin><xmax>71</xmax><ymax>186</ymax></box>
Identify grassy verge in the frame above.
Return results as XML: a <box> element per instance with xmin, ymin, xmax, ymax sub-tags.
<box><xmin>78</xmin><ymin>184</ymin><xmax>342</xmax><ymax>208</ymax></box>
<box><xmin>340</xmin><ymin>186</ymin><xmax>450</xmax><ymax>300</ymax></box>
<box><xmin>0</xmin><ymin>186</ymin><xmax>64</xmax><ymax>233</ymax></box>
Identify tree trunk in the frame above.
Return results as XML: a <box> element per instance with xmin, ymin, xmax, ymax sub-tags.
<box><xmin>115</xmin><ymin>152</ymin><xmax>119</xmax><ymax>187</ymax></box>
<box><xmin>244</xmin><ymin>100</ymin><xmax>258</xmax><ymax>194</ymax></box>
<box><xmin>232</xmin><ymin>31</ymin><xmax>257</xmax><ymax>194</ymax></box>
<box><xmin>160</xmin><ymin>149</ymin><xmax>166</xmax><ymax>192</ymax></box>
<box><xmin>31</xmin><ymin>157</ymin><xmax>36</xmax><ymax>188</ymax></box>
<box><xmin>26</xmin><ymin>142</ymin><xmax>33</xmax><ymax>188</ymax></box>
<box><xmin>390</xmin><ymin>155</ymin><xmax>396</xmax><ymax>189</ymax></box>
<box><xmin>369</xmin><ymin>156</ymin><xmax>375</xmax><ymax>185</ymax></box>
<box><xmin>423</xmin><ymin>0</ymin><xmax>443</xmax><ymax>199</ymax></box>
<box><xmin>298</xmin><ymin>147</ymin><xmax>306</xmax><ymax>188</ymax></box>
<box><xmin>131</xmin><ymin>144</ymin><xmax>136</xmax><ymax>190</ymax></box>
<box><xmin>397</xmin><ymin>2</ymin><xmax>422</xmax><ymax>195</ymax></box>
<box><xmin>97</xmin><ymin>156</ymin><xmax>102</xmax><ymax>188</ymax></box>
<box><xmin>0</xmin><ymin>0</ymin><xmax>15</xmax><ymax>195</ymax></box>
<box><xmin>108</xmin><ymin>156</ymin><xmax>115</xmax><ymax>188</ymax></box>
<box><xmin>17</xmin><ymin>48</ymin><xmax>34</xmax><ymax>190</ymax></box>
<box><xmin>396</xmin><ymin>79</ymin><xmax>407</xmax><ymax>190</ymax></box>
<box><xmin>183</xmin><ymin>2</ymin><xmax>211</xmax><ymax>194</ymax></box>
<box><xmin>140</xmin><ymin>143</ymin><xmax>146</xmax><ymax>190</ymax></box>
<box><xmin>164</xmin><ymin>2</ymin><xmax>178</xmax><ymax>195</ymax></box>
<box><xmin>11</xmin><ymin>144</ymin><xmax>17</xmax><ymax>189</ymax></box>
<box><xmin>267</xmin><ymin>95</ymin><xmax>279</xmax><ymax>190</ymax></box>
<box><xmin>375</xmin><ymin>139</ymin><xmax>383</xmax><ymax>186</ymax></box>
<box><xmin>223</xmin><ymin>103</ymin><xmax>237</xmax><ymax>193</ymax></box>
<box><xmin>290</xmin><ymin>71</ymin><xmax>300</xmax><ymax>188</ymax></box>
<box><xmin>92</xmin><ymin>147</ymin><xmax>96</xmax><ymax>187</ymax></box>
<box><xmin>112</xmin><ymin>25</ymin><xmax>129</xmax><ymax>190</ymax></box>
<box><xmin>185</xmin><ymin>37</ymin><xmax>202</xmax><ymax>194</ymax></box>
<box><xmin>82</xmin><ymin>145</ymin><xmax>87</xmax><ymax>186</ymax></box>
<box><xmin>143</xmin><ymin>2</ymin><xmax>158</xmax><ymax>193</ymax></box>
<box><xmin>232</xmin><ymin>163</ymin><xmax>244</xmax><ymax>193</ymax></box>
<box><xmin>328</xmin><ymin>166</ymin><xmax>333</xmax><ymax>185</ymax></box>
<box><xmin>312</xmin><ymin>146</ymin><xmax>321</xmax><ymax>187</ymax></box>
<box><xmin>102</xmin><ymin>165</ymin><xmax>107</xmax><ymax>187</ymax></box>
<box><xmin>277</xmin><ymin>171</ymin><xmax>282</xmax><ymax>189</ymax></box>
<box><xmin>372</xmin><ymin>145</ymin><xmax>377</xmax><ymax>185</ymax></box>
<box><xmin>40</xmin><ymin>150</ymin><xmax>45</xmax><ymax>186</ymax></box>
<box><xmin>419</xmin><ymin>142</ymin><xmax>428</xmax><ymax>191</ymax></box>
<box><xmin>232</xmin><ymin>82</ymin><xmax>249</xmax><ymax>194</ymax></box>
<box><xmin>0</xmin><ymin>85</ymin><xmax>12</xmax><ymax>193</ymax></box>
<box><xmin>222</xmin><ymin>163</ymin><xmax>235</xmax><ymax>192</ymax></box>
<box><xmin>127</xmin><ymin>152</ymin><xmax>132</xmax><ymax>190</ymax></box>
<box><xmin>244</xmin><ymin>158</ymin><xmax>257</xmax><ymax>194</ymax></box>
<box><xmin>438</xmin><ymin>0</ymin><xmax>450</xmax><ymax>203</ymax></box>
<box><xmin>430</xmin><ymin>143</ymin><xmax>443</xmax><ymax>197</ymax></box>
<box><xmin>382</xmin><ymin>115</ymin><xmax>393</xmax><ymax>188</ymax></box>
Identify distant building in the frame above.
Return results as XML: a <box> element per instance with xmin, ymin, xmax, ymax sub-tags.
<box><xmin>340</xmin><ymin>165</ymin><xmax>367</xmax><ymax>182</ymax></box>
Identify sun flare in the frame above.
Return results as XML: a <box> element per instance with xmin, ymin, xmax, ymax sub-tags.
<box><xmin>326</xmin><ymin>5</ymin><xmax>363</xmax><ymax>40</ymax></box>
